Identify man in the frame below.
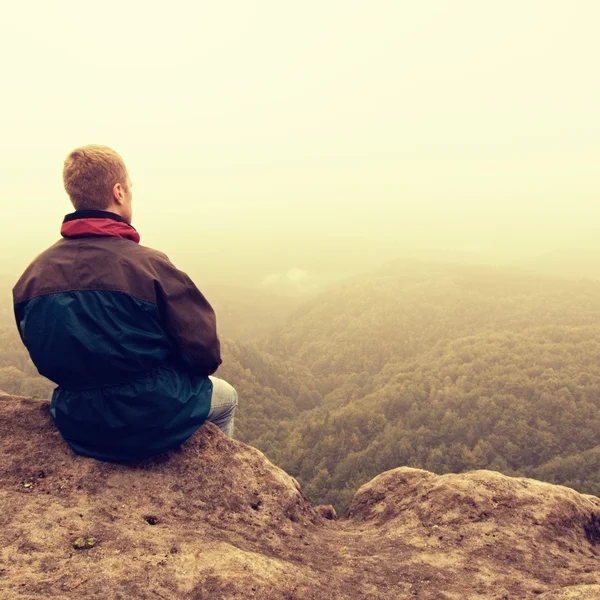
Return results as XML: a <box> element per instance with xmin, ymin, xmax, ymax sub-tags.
<box><xmin>13</xmin><ymin>145</ymin><xmax>237</xmax><ymax>462</ymax></box>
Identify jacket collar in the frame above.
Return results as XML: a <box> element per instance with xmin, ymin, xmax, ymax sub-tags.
<box><xmin>61</xmin><ymin>210</ymin><xmax>140</xmax><ymax>243</ymax></box>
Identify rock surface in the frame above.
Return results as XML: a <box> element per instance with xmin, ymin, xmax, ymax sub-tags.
<box><xmin>1</xmin><ymin>396</ymin><xmax>599</xmax><ymax>599</ymax></box>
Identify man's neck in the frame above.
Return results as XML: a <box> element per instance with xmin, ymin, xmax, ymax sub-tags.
<box><xmin>64</xmin><ymin>210</ymin><xmax>129</xmax><ymax>224</ymax></box>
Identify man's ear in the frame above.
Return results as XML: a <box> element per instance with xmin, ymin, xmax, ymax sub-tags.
<box><xmin>112</xmin><ymin>182</ymin><xmax>125</xmax><ymax>205</ymax></box>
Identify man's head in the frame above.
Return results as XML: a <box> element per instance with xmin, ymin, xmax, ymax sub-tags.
<box><xmin>63</xmin><ymin>145</ymin><xmax>133</xmax><ymax>223</ymax></box>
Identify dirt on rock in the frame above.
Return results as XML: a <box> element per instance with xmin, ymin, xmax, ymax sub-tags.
<box><xmin>1</xmin><ymin>396</ymin><xmax>599</xmax><ymax>599</ymax></box>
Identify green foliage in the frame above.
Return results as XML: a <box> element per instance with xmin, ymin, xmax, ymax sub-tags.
<box><xmin>217</xmin><ymin>339</ymin><xmax>322</xmax><ymax>443</ymax></box>
<box><xmin>4</xmin><ymin>262</ymin><xmax>600</xmax><ymax>514</ymax></box>
<box><xmin>239</xmin><ymin>264</ymin><xmax>600</xmax><ymax>512</ymax></box>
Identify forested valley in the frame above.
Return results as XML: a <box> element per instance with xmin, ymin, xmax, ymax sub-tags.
<box><xmin>3</xmin><ymin>261</ymin><xmax>600</xmax><ymax>512</ymax></box>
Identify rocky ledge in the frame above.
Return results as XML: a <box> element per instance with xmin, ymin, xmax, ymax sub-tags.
<box><xmin>1</xmin><ymin>396</ymin><xmax>599</xmax><ymax>599</ymax></box>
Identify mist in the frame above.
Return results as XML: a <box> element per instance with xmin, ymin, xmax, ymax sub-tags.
<box><xmin>2</xmin><ymin>0</ymin><xmax>600</xmax><ymax>287</ymax></box>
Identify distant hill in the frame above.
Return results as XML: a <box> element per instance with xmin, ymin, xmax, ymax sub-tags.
<box><xmin>236</xmin><ymin>262</ymin><xmax>600</xmax><ymax>510</ymax></box>
<box><xmin>201</xmin><ymin>284</ymin><xmax>300</xmax><ymax>342</ymax></box>
<box><xmin>520</xmin><ymin>247</ymin><xmax>600</xmax><ymax>281</ymax></box>
<box><xmin>3</xmin><ymin>261</ymin><xmax>600</xmax><ymax>514</ymax></box>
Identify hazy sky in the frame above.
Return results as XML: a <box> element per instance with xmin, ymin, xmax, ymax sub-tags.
<box><xmin>1</xmin><ymin>0</ymin><xmax>599</xmax><ymax>272</ymax></box>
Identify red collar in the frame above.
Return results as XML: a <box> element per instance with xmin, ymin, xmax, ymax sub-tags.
<box><xmin>61</xmin><ymin>218</ymin><xmax>140</xmax><ymax>243</ymax></box>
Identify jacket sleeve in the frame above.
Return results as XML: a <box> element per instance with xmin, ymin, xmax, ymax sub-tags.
<box><xmin>154</xmin><ymin>257</ymin><xmax>222</xmax><ymax>376</ymax></box>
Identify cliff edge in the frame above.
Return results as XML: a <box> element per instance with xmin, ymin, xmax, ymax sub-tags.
<box><xmin>1</xmin><ymin>396</ymin><xmax>599</xmax><ymax>599</ymax></box>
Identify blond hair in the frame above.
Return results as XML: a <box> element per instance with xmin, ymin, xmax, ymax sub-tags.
<box><xmin>63</xmin><ymin>145</ymin><xmax>129</xmax><ymax>210</ymax></box>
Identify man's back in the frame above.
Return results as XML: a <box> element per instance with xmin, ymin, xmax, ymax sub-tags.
<box><xmin>14</xmin><ymin>210</ymin><xmax>222</xmax><ymax>462</ymax></box>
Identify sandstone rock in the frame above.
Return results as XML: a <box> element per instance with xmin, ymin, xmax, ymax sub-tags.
<box><xmin>347</xmin><ymin>466</ymin><xmax>600</xmax><ymax>597</ymax></box>
<box><xmin>538</xmin><ymin>585</ymin><xmax>600</xmax><ymax>599</ymax></box>
<box><xmin>315</xmin><ymin>504</ymin><xmax>337</xmax><ymax>520</ymax></box>
<box><xmin>1</xmin><ymin>396</ymin><xmax>599</xmax><ymax>599</ymax></box>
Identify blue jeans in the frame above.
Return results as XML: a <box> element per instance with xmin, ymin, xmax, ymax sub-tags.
<box><xmin>206</xmin><ymin>376</ymin><xmax>238</xmax><ymax>437</ymax></box>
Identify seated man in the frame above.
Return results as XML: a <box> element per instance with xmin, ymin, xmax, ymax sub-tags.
<box><xmin>13</xmin><ymin>145</ymin><xmax>237</xmax><ymax>461</ymax></box>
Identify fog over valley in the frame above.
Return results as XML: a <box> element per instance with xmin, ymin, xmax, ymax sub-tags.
<box><xmin>2</xmin><ymin>1</ymin><xmax>600</xmax><ymax>278</ymax></box>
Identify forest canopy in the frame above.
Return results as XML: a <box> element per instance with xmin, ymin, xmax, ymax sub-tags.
<box><xmin>3</xmin><ymin>262</ymin><xmax>600</xmax><ymax>512</ymax></box>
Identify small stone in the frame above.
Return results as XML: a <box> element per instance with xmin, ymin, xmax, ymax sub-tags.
<box><xmin>73</xmin><ymin>537</ymin><xmax>97</xmax><ymax>550</ymax></box>
<box><xmin>315</xmin><ymin>505</ymin><xmax>338</xmax><ymax>520</ymax></box>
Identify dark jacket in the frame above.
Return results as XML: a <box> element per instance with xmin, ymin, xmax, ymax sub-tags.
<box><xmin>13</xmin><ymin>210</ymin><xmax>222</xmax><ymax>461</ymax></box>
